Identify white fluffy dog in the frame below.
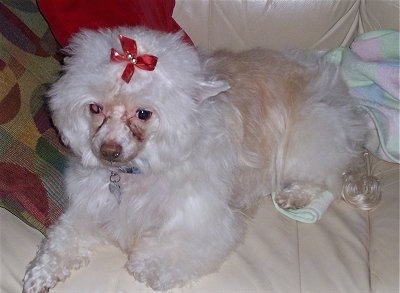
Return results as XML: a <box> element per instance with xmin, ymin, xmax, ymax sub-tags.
<box><xmin>23</xmin><ymin>27</ymin><xmax>366</xmax><ymax>292</ymax></box>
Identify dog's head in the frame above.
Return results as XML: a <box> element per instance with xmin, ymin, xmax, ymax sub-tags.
<box><xmin>49</xmin><ymin>27</ymin><xmax>229</xmax><ymax>170</ymax></box>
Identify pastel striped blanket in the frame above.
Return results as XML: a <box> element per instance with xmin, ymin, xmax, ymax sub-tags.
<box><xmin>274</xmin><ymin>31</ymin><xmax>399</xmax><ymax>224</ymax></box>
<box><xmin>326</xmin><ymin>30</ymin><xmax>399</xmax><ymax>163</ymax></box>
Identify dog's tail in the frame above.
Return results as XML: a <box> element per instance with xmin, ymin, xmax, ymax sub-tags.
<box><xmin>342</xmin><ymin>150</ymin><xmax>382</xmax><ymax>210</ymax></box>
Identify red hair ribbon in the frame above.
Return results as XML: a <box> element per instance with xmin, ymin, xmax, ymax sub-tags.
<box><xmin>110</xmin><ymin>34</ymin><xmax>158</xmax><ymax>83</ymax></box>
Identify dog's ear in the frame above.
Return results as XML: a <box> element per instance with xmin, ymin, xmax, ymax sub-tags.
<box><xmin>50</xmin><ymin>102</ymin><xmax>99</xmax><ymax>167</ymax></box>
<box><xmin>195</xmin><ymin>80</ymin><xmax>230</xmax><ymax>103</ymax></box>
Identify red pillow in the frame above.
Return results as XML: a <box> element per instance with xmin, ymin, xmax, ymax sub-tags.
<box><xmin>36</xmin><ymin>0</ymin><xmax>192</xmax><ymax>47</ymax></box>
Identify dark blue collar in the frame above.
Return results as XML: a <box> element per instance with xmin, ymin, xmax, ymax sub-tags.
<box><xmin>117</xmin><ymin>166</ymin><xmax>141</xmax><ymax>174</ymax></box>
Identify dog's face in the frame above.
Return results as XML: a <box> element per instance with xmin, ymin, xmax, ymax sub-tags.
<box><xmin>49</xmin><ymin>27</ymin><xmax>229</xmax><ymax>169</ymax></box>
<box><xmin>87</xmin><ymin>95</ymin><xmax>159</xmax><ymax>167</ymax></box>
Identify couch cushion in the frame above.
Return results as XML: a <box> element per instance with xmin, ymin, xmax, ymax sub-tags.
<box><xmin>37</xmin><ymin>0</ymin><xmax>190</xmax><ymax>47</ymax></box>
<box><xmin>173</xmin><ymin>0</ymin><xmax>361</xmax><ymax>52</ymax></box>
<box><xmin>360</xmin><ymin>0</ymin><xmax>400</xmax><ymax>33</ymax></box>
<box><xmin>0</xmin><ymin>195</ymin><xmax>372</xmax><ymax>292</ymax></box>
<box><xmin>369</xmin><ymin>157</ymin><xmax>400</xmax><ymax>292</ymax></box>
<box><xmin>0</xmin><ymin>0</ymin><xmax>67</xmax><ymax>235</ymax></box>
<box><xmin>4</xmin><ymin>159</ymin><xmax>397</xmax><ymax>292</ymax></box>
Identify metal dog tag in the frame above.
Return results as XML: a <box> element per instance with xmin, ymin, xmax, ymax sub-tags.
<box><xmin>109</xmin><ymin>171</ymin><xmax>122</xmax><ymax>204</ymax></box>
<box><xmin>109</xmin><ymin>182</ymin><xmax>121</xmax><ymax>203</ymax></box>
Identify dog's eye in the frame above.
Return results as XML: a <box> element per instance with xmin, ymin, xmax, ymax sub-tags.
<box><xmin>89</xmin><ymin>103</ymin><xmax>103</xmax><ymax>114</ymax></box>
<box><xmin>136</xmin><ymin>109</ymin><xmax>152</xmax><ymax>121</ymax></box>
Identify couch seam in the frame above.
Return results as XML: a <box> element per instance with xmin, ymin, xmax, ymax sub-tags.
<box><xmin>297</xmin><ymin>221</ymin><xmax>302</xmax><ymax>293</ymax></box>
<box><xmin>368</xmin><ymin>211</ymin><xmax>373</xmax><ymax>293</ymax></box>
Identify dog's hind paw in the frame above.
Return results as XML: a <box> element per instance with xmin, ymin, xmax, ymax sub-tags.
<box><xmin>275</xmin><ymin>182</ymin><xmax>321</xmax><ymax>209</ymax></box>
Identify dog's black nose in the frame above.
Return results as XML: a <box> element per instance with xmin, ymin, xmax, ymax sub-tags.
<box><xmin>100</xmin><ymin>142</ymin><xmax>122</xmax><ymax>161</ymax></box>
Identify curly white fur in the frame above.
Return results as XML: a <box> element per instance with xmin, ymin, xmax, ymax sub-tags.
<box><xmin>23</xmin><ymin>26</ymin><xmax>367</xmax><ymax>292</ymax></box>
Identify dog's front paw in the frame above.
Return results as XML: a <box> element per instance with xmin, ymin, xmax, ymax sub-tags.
<box><xmin>126</xmin><ymin>254</ymin><xmax>189</xmax><ymax>291</ymax></box>
<box><xmin>22</xmin><ymin>266</ymin><xmax>57</xmax><ymax>293</ymax></box>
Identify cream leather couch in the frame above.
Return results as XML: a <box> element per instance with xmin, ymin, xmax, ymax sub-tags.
<box><xmin>2</xmin><ymin>0</ymin><xmax>399</xmax><ymax>292</ymax></box>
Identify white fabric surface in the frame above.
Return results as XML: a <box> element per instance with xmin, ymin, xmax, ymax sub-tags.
<box><xmin>2</xmin><ymin>166</ymin><xmax>398</xmax><ymax>293</ymax></box>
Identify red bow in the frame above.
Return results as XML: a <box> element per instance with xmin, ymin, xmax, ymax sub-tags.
<box><xmin>110</xmin><ymin>34</ymin><xmax>158</xmax><ymax>83</ymax></box>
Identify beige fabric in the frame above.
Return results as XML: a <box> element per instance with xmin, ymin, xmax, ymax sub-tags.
<box><xmin>0</xmin><ymin>199</ymin><xmax>370</xmax><ymax>292</ymax></box>
<box><xmin>360</xmin><ymin>0</ymin><xmax>400</xmax><ymax>33</ymax></box>
<box><xmin>173</xmin><ymin>0</ymin><xmax>399</xmax><ymax>52</ymax></box>
<box><xmin>1</xmin><ymin>157</ymin><xmax>398</xmax><ymax>292</ymax></box>
<box><xmin>369</xmin><ymin>157</ymin><xmax>400</xmax><ymax>292</ymax></box>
